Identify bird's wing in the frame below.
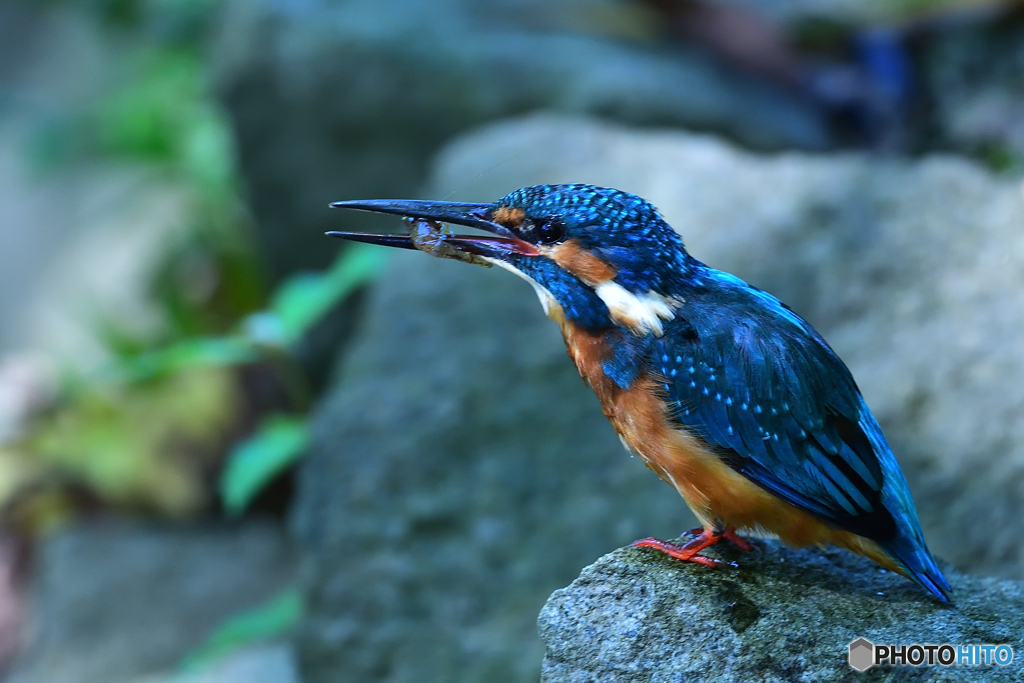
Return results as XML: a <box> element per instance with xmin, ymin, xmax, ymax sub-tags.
<box><xmin>654</xmin><ymin>287</ymin><xmax>897</xmax><ymax>541</ymax></box>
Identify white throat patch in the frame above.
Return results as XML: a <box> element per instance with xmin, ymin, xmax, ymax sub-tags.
<box><xmin>594</xmin><ymin>281</ymin><xmax>676</xmax><ymax>337</ymax></box>
<box><xmin>482</xmin><ymin>256</ymin><xmax>558</xmax><ymax>315</ymax></box>
<box><xmin>481</xmin><ymin>257</ymin><xmax>677</xmax><ymax>336</ymax></box>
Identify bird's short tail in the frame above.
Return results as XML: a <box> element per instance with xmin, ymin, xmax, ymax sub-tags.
<box><xmin>882</xmin><ymin>533</ymin><xmax>952</xmax><ymax>603</ymax></box>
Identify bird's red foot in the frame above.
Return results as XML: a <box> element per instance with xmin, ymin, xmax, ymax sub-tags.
<box><xmin>632</xmin><ymin>529</ymin><xmax>732</xmax><ymax>569</ymax></box>
<box><xmin>686</xmin><ymin>526</ymin><xmax>755</xmax><ymax>552</ymax></box>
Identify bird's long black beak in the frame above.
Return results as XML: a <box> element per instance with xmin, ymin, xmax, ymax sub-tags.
<box><xmin>326</xmin><ymin>199</ymin><xmax>539</xmax><ymax>258</ymax></box>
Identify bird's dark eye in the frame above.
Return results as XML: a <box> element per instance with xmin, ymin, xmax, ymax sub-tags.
<box><xmin>533</xmin><ymin>218</ymin><xmax>565</xmax><ymax>245</ymax></box>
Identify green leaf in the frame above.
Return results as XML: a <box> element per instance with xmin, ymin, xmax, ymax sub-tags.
<box><xmin>87</xmin><ymin>232</ymin><xmax>386</xmax><ymax>388</ymax></box>
<box><xmin>94</xmin><ymin>51</ymin><xmax>204</xmax><ymax>162</ymax></box>
<box><xmin>105</xmin><ymin>337</ymin><xmax>258</xmax><ymax>384</ymax></box>
<box><xmin>269</xmin><ymin>243</ymin><xmax>388</xmax><ymax>344</ymax></box>
<box><xmin>179</xmin><ymin>586</ymin><xmax>304</xmax><ymax>673</ymax></box>
<box><xmin>220</xmin><ymin>415</ymin><xmax>309</xmax><ymax>516</ymax></box>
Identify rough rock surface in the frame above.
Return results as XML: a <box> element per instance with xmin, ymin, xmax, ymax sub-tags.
<box><xmin>293</xmin><ymin>114</ymin><xmax>1024</xmax><ymax>680</ymax></box>
<box><xmin>426</xmin><ymin>114</ymin><xmax>1024</xmax><ymax>581</ymax></box>
<box><xmin>0</xmin><ymin>1</ymin><xmax>194</xmax><ymax>368</ymax></box>
<box><xmin>7</xmin><ymin>521</ymin><xmax>296</xmax><ymax>683</ymax></box>
<box><xmin>706</xmin><ymin>0</ymin><xmax>1001</xmax><ymax>28</ymax></box>
<box><xmin>924</xmin><ymin>15</ymin><xmax>1024</xmax><ymax>168</ymax></box>
<box><xmin>213</xmin><ymin>0</ymin><xmax>830</xmax><ymax>280</ymax></box>
<box><xmin>539</xmin><ymin>538</ymin><xmax>1024</xmax><ymax>682</ymax></box>
<box><xmin>129</xmin><ymin>644</ymin><xmax>299</xmax><ymax>683</ymax></box>
<box><xmin>291</xmin><ymin>251</ymin><xmax>696</xmax><ymax>682</ymax></box>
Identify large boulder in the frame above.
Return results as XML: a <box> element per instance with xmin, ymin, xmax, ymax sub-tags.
<box><xmin>424</xmin><ymin>114</ymin><xmax>1024</xmax><ymax>582</ymax></box>
<box><xmin>923</xmin><ymin>14</ymin><xmax>1024</xmax><ymax>168</ymax></box>
<box><xmin>704</xmin><ymin>0</ymin><xmax>1006</xmax><ymax>28</ymax></box>
<box><xmin>129</xmin><ymin>645</ymin><xmax>299</xmax><ymax>683</ymax></box>
<box><xmin>0</xmin><ymin>0</ymin><xmax>194</xmax><ymax>368</ymax></box>
<box><xmin>291</xmin><ymin>250</ymin><xmax>693</xmax><ymax>682</ymax></box>
<box><xmin>540</xmin><ymin>538</ymin><xmax>1024</xmax><ymax>682</ymax></box>
<box><xmin>292</xmin><ymin>114</ymin><xmax>1024</xmax><ymax>680</ymax></box>
<box><xmin>213</xmin><ymin>0</ymin><xmax>830</xmax><ymax>281</ymax></box>
<box><xmin>7</xmin><ymin>521</ymin><xmax>296</xmax><ymax>683</ymax></box>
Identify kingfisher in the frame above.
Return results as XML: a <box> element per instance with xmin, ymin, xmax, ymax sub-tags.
<box><xmin>327</xmin><ymin>183</ymin><xmax>951</xmax><ymax>602</ymax></box>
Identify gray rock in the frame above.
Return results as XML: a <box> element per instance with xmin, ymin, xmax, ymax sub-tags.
<box><xmin>425</xmin><ymin>113</ymin><xmax>1024</xmax><ymax>581</ymax></box>
<box><xmin>539</xmin><ymin>538</ymin><xmax>1024</xmax><ymax>682</ymax></box>
<box><xmin>0</xmin><ymin>2</ymin><xmax>193</xmax><ymax>368</ymax></box>
<box><xmin>704</xmin><ymin>0</ymin><xmax>1000</xmax><ymax>28</ymax></box>
<box><xmin>8</xmin><ymin>520</ymin><xmax>297</xmax><ymax>683</ymax></box>
<box><xmin>293</xmin><ymin>114</ymin><xmax>1024</xmax><ymax>679</ymax></box>
<box><xmin>923</xmin><ymin>16</ymin><xmax>1024</xmax><ymax>170</ymax></box>
<box><xmin>705</xmin><ymin>0</ymin><xmax>874</xmax><ymax>27</ymax></box>
<box><xmin>129</xmin><ymin>643</ymin><xmax>300</xmax><ymax>683</ymax></box>
<box><xmin>291</xmin><ymin>250</ymin><xmax>695</xmax><ymax>682</ymax></box>
<box><xmin>213</xmin><ymin>0</ymin><xmax>830</xmax><ymax>281</ymax></box>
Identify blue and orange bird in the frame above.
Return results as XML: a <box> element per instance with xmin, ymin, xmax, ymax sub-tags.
<box><xmin>327</xmin><ymin>184</ymin><xmax>951</xmax><ymax>602</ymax></box>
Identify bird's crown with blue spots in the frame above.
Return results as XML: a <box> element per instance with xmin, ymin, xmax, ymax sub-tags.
<box><xmin>494</xmin><ymin>184</ymin><xmax>691</xmax><ymax>293</ymax></box>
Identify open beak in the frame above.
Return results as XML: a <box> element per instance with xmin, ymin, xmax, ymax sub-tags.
<box><xmin>327</xmin><ymin>199</ymin><xmax>539</xmax><ymax>258</ymax></box>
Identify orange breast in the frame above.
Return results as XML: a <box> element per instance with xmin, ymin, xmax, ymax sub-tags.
<box><xmin>552</xmin><ymin>313</ymin><xmax>904</xmax><ymax>575</ymax></box>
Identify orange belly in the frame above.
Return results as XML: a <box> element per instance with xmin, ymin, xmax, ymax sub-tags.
<box><xmin>553</xmin><ymin>313</ymin><xmax>904</xmax><ymax>576</ymax></box>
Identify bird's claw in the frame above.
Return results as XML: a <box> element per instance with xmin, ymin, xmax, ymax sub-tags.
<box><xmin>632</xmin><ymin>535</ymin><xmax>731</xmax><ymax>569</ymax></box>
<box><xmin>685</xmin><ymin>527</ymin><xmax>755</xmax><ymax>552</ymax></box>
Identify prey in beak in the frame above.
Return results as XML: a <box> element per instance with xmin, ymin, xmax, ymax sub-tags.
<box><xmin>327</xmin><ymin>199</ymin><xmax>540</xmax><ymax>265</ymax></box>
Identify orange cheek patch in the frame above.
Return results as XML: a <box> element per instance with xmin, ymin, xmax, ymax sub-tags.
<box><xmin>491</xmin><ymin>206</ymin><xmax>525</xmax><ymax>227</ymax></box>
<box><xmin>548</xmin><ymin>240</ymin><xmax>617</xmax><ymax>286</ymax></box>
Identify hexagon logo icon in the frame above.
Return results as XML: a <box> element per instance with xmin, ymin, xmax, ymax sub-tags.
<box><xmin>849</xmin><ymin>638</ymin><xmax>875</xmax><ymax>671</ymax></box>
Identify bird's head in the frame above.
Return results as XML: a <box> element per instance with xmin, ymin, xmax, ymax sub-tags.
<box><xmin>329</xmin><ymin>184</ymin><xmax>693</xmax><ymax>336</ymax></box>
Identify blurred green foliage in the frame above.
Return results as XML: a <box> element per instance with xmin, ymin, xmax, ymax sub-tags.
<box><xmin>96</xmin><ymin>337</ymin><xmax>257</xmax><ymax>385</ymax></box>
<box><xmin>180</xmin><ymin>586</ymin><xmax>304</xmax><ymax>672</ymax></box>
<box><xmin>872</xmin><ymin>0</ymin><xmax>997</xmax><ymax>17</ymax></box>
<box><xmin>31</xmin><ymin>367</ymin><xmax>239</xmax><ymax>516</ymax></box>
<box><xmin>33</xmin><ymin>0</ymin><xmax>229</xmax><ymax>184</ymax></box>
<box><xmin>76</xmin><ymin>0</ymin><xmax>217</xmax><ymax>38</ymax></box>
<box><xmin>95</xmin><ymin>52</ymin><xmax>224</xmax><ymax>174</ymax></box>
<box><xmin>151</xmin><ymin>221</ymin><xmax>267</xmax><ymax>339</ymax></box>
<box><xmin>221</xmin><ymin>415</ymin><xmax>309</xmax><ymax>517</ymax></box>
<box><xmin>4</xmin><ymin>2</ymin><xmax>385</xmax><ymax>661</ymax></box>
<box><xmin>5</xmin><ymin>0</ymin><xmax>388</xmax><ymax>534</ymax></box>
<box><xmin>93</xmin><ymin>242</ymin><xmax>387</xmax><ymax>386</ymax></box>
<box><xmin>260</xmin><ymin>243</ymin><xmax>389</xmax><ymax>347</ymax></box>
<box><xmin>981</xmin><ymin>143</ymin><xmax>1018</xmax><ymax>173</ymax></box>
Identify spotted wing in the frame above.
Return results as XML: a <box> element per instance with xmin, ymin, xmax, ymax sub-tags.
<box><xmin>654</xmin><ymin>291</ymin><xmax>896</xmax><ymax>541</ymax></box>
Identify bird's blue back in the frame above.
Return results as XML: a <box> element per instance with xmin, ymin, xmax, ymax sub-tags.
<box><xmin>635</xmin><ymin>265</ymin><xmax>950</xmax><ymax>600</ymax></box>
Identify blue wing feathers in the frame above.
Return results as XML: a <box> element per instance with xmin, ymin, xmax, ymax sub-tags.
<box><xmin>653</xmin><ymin>269</ymin><xmax>949</xmax><ymax>600</ymax></box>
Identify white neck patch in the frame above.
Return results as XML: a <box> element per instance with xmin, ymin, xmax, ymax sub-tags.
<box><xmin>594</xmin><ymin>281</ymin><xmax>677</xmax><ymax>337</ymax></box>
<box><xmin>481</xmin><ymin>257</ymin><xmax>677</xmax><ymax>336</ymax></box>
<box><xmin>482</xmin><ymin>256</ymin><xmax>558</xmax><ymax>315</ymax></box>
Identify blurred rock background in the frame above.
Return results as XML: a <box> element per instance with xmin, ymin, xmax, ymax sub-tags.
<box><xmin>1</xmin><ymin>0</ymin><xmax>1024</xmax><ymax>681</ymax></box>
